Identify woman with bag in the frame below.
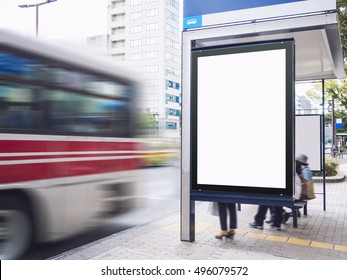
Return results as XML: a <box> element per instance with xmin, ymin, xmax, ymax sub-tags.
<box><xmin>215</xmin><ymin>203</ymin><xmax>237</xmax><ymax>239</ymax></box>
<box><xmin>208</xmin><ymin>202</ymin><xmax>237</xmax><ymax>239</ymax></box>
<box><xmin>296</xmin><ymin>154</ymin><xmax>315</xmax><ymax>200</ymax></box>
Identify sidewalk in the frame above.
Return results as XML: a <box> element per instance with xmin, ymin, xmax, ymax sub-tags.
<box><xmin>52</xmin><ymin>164</ymin><xmax>347</xmax><ymax>260</ymax></box>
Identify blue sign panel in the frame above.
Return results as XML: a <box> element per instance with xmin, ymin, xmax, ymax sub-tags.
<box><xmin>183</xmin><ymin>15</ymin><xmax>202</xmax><ymax>29</ymax></box>
<box><xmin>184</xmin><ymin>0</ymin><xmax>306</xmax><ymax>17</ymax></box>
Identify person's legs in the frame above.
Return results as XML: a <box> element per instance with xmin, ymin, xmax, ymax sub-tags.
<box><xmin>218</xmin><ymin>203</ymin><xmax>228</xmax><ymax>231</ymax></box>
<box><xmin>266</xmin><ymin>207</ymin><xmax>275</xmax><ymax>223</ymax></box>
<box><xmin>227</xmin><ymin>203</ymin><xmax>237</xmax><ymax>229</ymax></box>
<box><xmin>254</xmin><ymin>205</ymin><xmax>268</xmax><ymax>225</ymax></box>
<box><xmin>250</xmin><ymin>205</ymin><xmax>268</xmax><ymax>229</ymax></box>
<box><xmin>271</xmin><ymin>206</ymin><xmax>283</xmax><ymax>229</ymax></box>
<box><xmin>215</xmin><ymin>203</ymin><xmax>231</xmax><ymax>239</ymax></box>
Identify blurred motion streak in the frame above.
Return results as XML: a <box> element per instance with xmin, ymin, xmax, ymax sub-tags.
<box><xmin>0</xmin><ymin>28</ymin><xmax>150</xmax><ymax>259</ymax></box>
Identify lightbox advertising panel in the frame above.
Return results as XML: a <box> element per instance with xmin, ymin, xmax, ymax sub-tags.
<box><xmin>295</xmin><ymin>115</ymin><xmax>322</xmax><ymax>171</ymax></box>
<box><xmin>191</xmin><ymin>40</ymin><xmax>294</xmax><ymax>195</ymax></box>
<box><xmin>183</xmin><ymin>0</ymin><xmax>336</xmax><ymax>29</ymax></box>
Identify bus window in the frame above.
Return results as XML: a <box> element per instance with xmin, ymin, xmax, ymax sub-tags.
<box><xmin>0</xmin><ymin>84</ymin><xmax>42</xmax><ymax>130</ymax></box>
<box><xmin>44</xmin><ymin>90</ymin><xmax>131</xmax><ymax>137</ymax></box>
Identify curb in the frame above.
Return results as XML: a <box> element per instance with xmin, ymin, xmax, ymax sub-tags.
<box><xmin>313</xmin><ymin>172</ymin><xmax>345</xmax><ymax>183</ymax></box>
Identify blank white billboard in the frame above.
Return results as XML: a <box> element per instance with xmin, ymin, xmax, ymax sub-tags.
<box><xmin>196</xmin><ymin>48</ymin><xmax>287</xmax><ymax>189</ymax></box>
<box><xmin>295</xmin><ymin>115</ymin><xmax>322</xmax><ymax>171</ymax></box>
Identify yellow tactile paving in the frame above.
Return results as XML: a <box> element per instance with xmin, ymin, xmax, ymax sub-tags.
<box><xmin>195</xmin><ymin>222</ymin><xmax>214</xmax><ymax>233</ymax></box>
<box><xmin>161</xmin><ymin>222</ymin><xmax>347</xmax><ymax>253</ymax></box>
<box><xmin>266</xmin><ymin>235</ymin><xmax>289</xmax><ymax>242</ymax></box>
<box><xmin>246</xmin><ymin>232</ymin><xmax>267</xmax><ymax>239</ymax></box>
<box><xmin>162</xmin><ymin>222</ymin><xmax>221</xmax><ymax>233</ymax></box>
<box><xmin>310</xmin><ymin>241</ymin><xmax>334</xmax><ymax>250</ymax></box>
<box><xmin>334</xmin><ymin>244</ymin><xmax>347</xmax><ymax>252</ymax></box>
<box><xmin>162</xmin><ymin>223</ymin><xmax>180</xmax><ymax>231</ymax></box>
<box><xmin>287</xmin><ymin>238</ymin><xmax>311</xmax><ymax>246</ymax></box>
<box><xmin>235</xmin><ymin>230</ymin><xmax>248</xmax><ymax>236</ymax></box>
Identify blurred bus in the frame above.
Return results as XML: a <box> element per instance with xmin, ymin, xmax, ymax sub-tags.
<box><xmin>141</xmin><ymin>140</ymin><xmax>179</xmax><ymax>167</ymax></box>
<box><xmin>0</xmin><ymin>29</ymin><xmax>144</xmax><ymax>259</ymax></box>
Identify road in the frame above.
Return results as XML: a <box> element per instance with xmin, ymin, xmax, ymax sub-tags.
<box><xmin>21</xmin><ymin>162</ymin><xmax>180</xmax><ymax>259</ymax></box>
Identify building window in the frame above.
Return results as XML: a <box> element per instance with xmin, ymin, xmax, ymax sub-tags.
<box><xmin>112</xmin><ymin>39</ymin><xmax>125</xmax><ymax>48</ymax></box>
<box><xmin>130</xmin><ymin>53</ymin><xmax>142</xmax><ymax>60</ymax></box>
<box><xmin>146</xmin><ymin>65</ymin><xmax>159</xmax><ymax>72</ymax></box>
<box><xmin>130</xmin><ymin>25</ymin><xmax>142</xmax><ymax>33</ymax></box>
<box><xmin>111</xmin><ymin>53</ymin><xmax>125</xmax><ymax>61</ymax></box>
<box><xmin>166</xmin><ymin>108</ymin><xmax>180</xmax><ymax>117</ymax></box>
<box><xmin>146</xmin><ymin>107</ymin><xmax>159</xmax><ymax>114</ymax></box>
<box><xmin>147</xmin><ymin>8</ymin><xmax>159</xmax><ymax>17</ymax></box>
<box><xmin>166</xmin><ymin>38</ymin><xmax>179</xmax><ymax>49</ymax></box>
<box><xmin>130</xmin><ymin>39</ymin><xmax>142</xmax><ymax>48</ymax></box>
<box><xmin>130</xmin><ymin>11</ymin><xmax>142</xmax><ymax>20</ymax></box>
<box><xmin>166</xmin><ymin>10</ymin><xmax>179</xmax><ymax>23</ymax></box>
<box><xmin>147</xmin><ymin>51</ymin><xmax>159</xmax><ymax>59</ymax></box>
<box><xmin>111</xmin><ymin>0</ymin><xmax>125</xmax><ymax>9</ymax></box>
<box><xmin>147</xmin><ymin>22</ymin><xmax>159</xmax><ymax>31</ymax></box>
<box><xmin>166</xmin><ymin>93</ymin><xmax>180</xmax><ymax>104</ymax></box>
<box><xmin>165</xmin><ymin>52</ymin><xmax>180</xmax><ymax>63</ymax></box>
<box><xmin>112</xmin><ymin>26</ymin><xmax>125</xmax><ymax>35</ymax></box>
<box><xmin>139</xmin><ymin>93</ymin><xmax>159</xmax><ymax>101</ymax></box>
<box><xmin>112</xmin><ymin>13</ymin><xmax>125</xmax><ymax>22</ymax></box>
<box><xmin>145</xmin><ymin>79</ymin><xmax>159</xmax><ymax>87</ymax></box>
<box><xmin>146</xmin><ymin>37</ymin><xmax>159</xmax><ymax>45</ymax></box>
<box><xmin>166</xmin><ymin>79</ymin><xmax>180</xmax><ymax>90</ymax></box>
<box><xmin>167</xmin><ymin>0</ymin><xmax>179</xmax><ymax>10</ymax></box>
<box><xmin>165</xmin><ymin>24</ymin><xmax>179</xmax><ymax>36</ymax></box>
<box><xmin>165</xmin><ymin>66</ymin><xmax>180</xmax><ymax>77</ymax></box>
<box><xmin>166</xmin><ymin>122</ymin><xmax>177</xmax><ymax>130</ymax></box>
<box><xmin>130</xmin><ymin>0</ymin><xmax>142</xmax><ymax>6</ymax></box>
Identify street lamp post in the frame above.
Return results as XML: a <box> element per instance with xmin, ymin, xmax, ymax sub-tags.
<box><xmin>18</xmin><ymin>0</ymin><xmax>58</xmax><ymax>38</ymax></box>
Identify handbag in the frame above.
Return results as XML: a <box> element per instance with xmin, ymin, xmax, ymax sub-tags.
<box><xmin>300</xmin><ymin>180</ymin><xmax>316</xmax><ymax>200</ymax></box>
<box><xmin>207</xmin><ymin>202</ymin><xmax>219</xmax><ymax>216</ymax></box>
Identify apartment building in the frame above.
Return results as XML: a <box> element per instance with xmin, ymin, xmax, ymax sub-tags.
<box><xmin>107</xmin><ymin>0</ymin><xmax>181</xmax><ymax>139</ymax></box>
<box><xmin>86</xmin><ymin>34</ymin><xmax>110</xmax><ymax>54</ymax></box>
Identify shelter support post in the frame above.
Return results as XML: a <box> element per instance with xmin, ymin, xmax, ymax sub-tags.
<box><xmin>322</xmin><ymin>79</ymin><xmax>327</xmax><ymax>211</ymax></box>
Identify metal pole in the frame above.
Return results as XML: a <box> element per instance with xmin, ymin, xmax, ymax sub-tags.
<box><xmin>322</xmin><ymin>79</ymin><xmax>326</xmax><ymax>211</ymax></box>
<box><xmin>18</xmin><ymin>1</ymin><xmax>58</xmax><ymax>38</ymax></box>
<box><xmin>36</xmin><ymin>4</ymin><xmax>39</xmax><ymax>38</ymax></box>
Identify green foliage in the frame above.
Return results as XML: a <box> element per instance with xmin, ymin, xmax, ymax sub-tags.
<box><xmin>136</xmin><ymin>112</ymin><xmax>158</xmax><ymax>136</ymax></box>
<box><xmin>325</xmin><ymin>157</ymin><xmax>340</xmax><ymax>176</ymax></box>
<box><xmin>337</xmin><ymin>0</ymin><xmax>347</xmax><ymax>57</ymax></box>
<box><xmin>305</xmin><ymin>80</ymin><xmax>347</xmax><ymax>131</ymax></box>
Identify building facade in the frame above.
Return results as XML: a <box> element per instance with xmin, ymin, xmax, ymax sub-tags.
<box><xmin>107</xmin><ymin>0</ymin><xmax>181</xmax><ymax>139</ymax></box>
<box><xmin>86</xmin><ymin>34</ymin><xmax>110</xmax><ymax>54</ymax></box>
<box><xmin>296</xmin><ymin>95</ymin><xmax>317</xmax><ymax>115</ymax></box>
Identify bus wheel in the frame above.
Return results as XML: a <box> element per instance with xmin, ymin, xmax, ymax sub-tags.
<box><xmin>0</xmin><ymin>195</ymin><xmax>33</xmax><ymax>260</ymax></box>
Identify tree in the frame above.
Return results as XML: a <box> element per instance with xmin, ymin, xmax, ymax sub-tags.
<box><xmin>306</xmin><ymin>79</ymin><xmax>347</xmax><ymax>111</ymax></box>
<box><xmin>136</xmin><ymin>112</ymin><xmax>158</xmax><ymax>136</ymax></box>
<box><xmin>325</xmin><ymin>79</ymin><xmax>347</xmax><ymax>111</ymax></box>
<box><xmin>305</xmin><ymin>80</ymin><xmax>347</xmax><ymax>133</ymax></box>
<box><xmin>337</xmin><ymin>0</ymin><xmax>347</xmax><ymax>56</ymax></box>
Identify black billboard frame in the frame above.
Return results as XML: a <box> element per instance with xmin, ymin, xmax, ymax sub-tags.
<box><xmin>191</xmin><ymin>39</ymin><xmax>295</xmax><ymax>197</ymax></box>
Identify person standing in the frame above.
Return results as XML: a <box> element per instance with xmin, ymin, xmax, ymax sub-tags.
<box><xmin>249</xmin><ymin>205</ymin><xmax>283</xmax><ymax>230</ymax></box>
<box><xmin>215</xmin><ymin>202</ymin><xmax>237</xmax><ymax>239</ymax></box>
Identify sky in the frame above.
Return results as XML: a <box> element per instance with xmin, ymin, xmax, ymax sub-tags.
<box><xmin>0</xmin><ymin>0</ymin><xmax>108</xmax><ymax>42</ymax></box>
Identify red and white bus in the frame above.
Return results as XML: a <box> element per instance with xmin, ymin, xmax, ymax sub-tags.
<box><xmin>0</xmin><ymin>29</ymin><xmax>145</xmax><ymax>259</ymax></box>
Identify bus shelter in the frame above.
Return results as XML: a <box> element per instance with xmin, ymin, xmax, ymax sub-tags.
<box><xmin>181</xmin><ymin>2</ymin><xmax>344</xmax><ymax>242</ymax></box>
